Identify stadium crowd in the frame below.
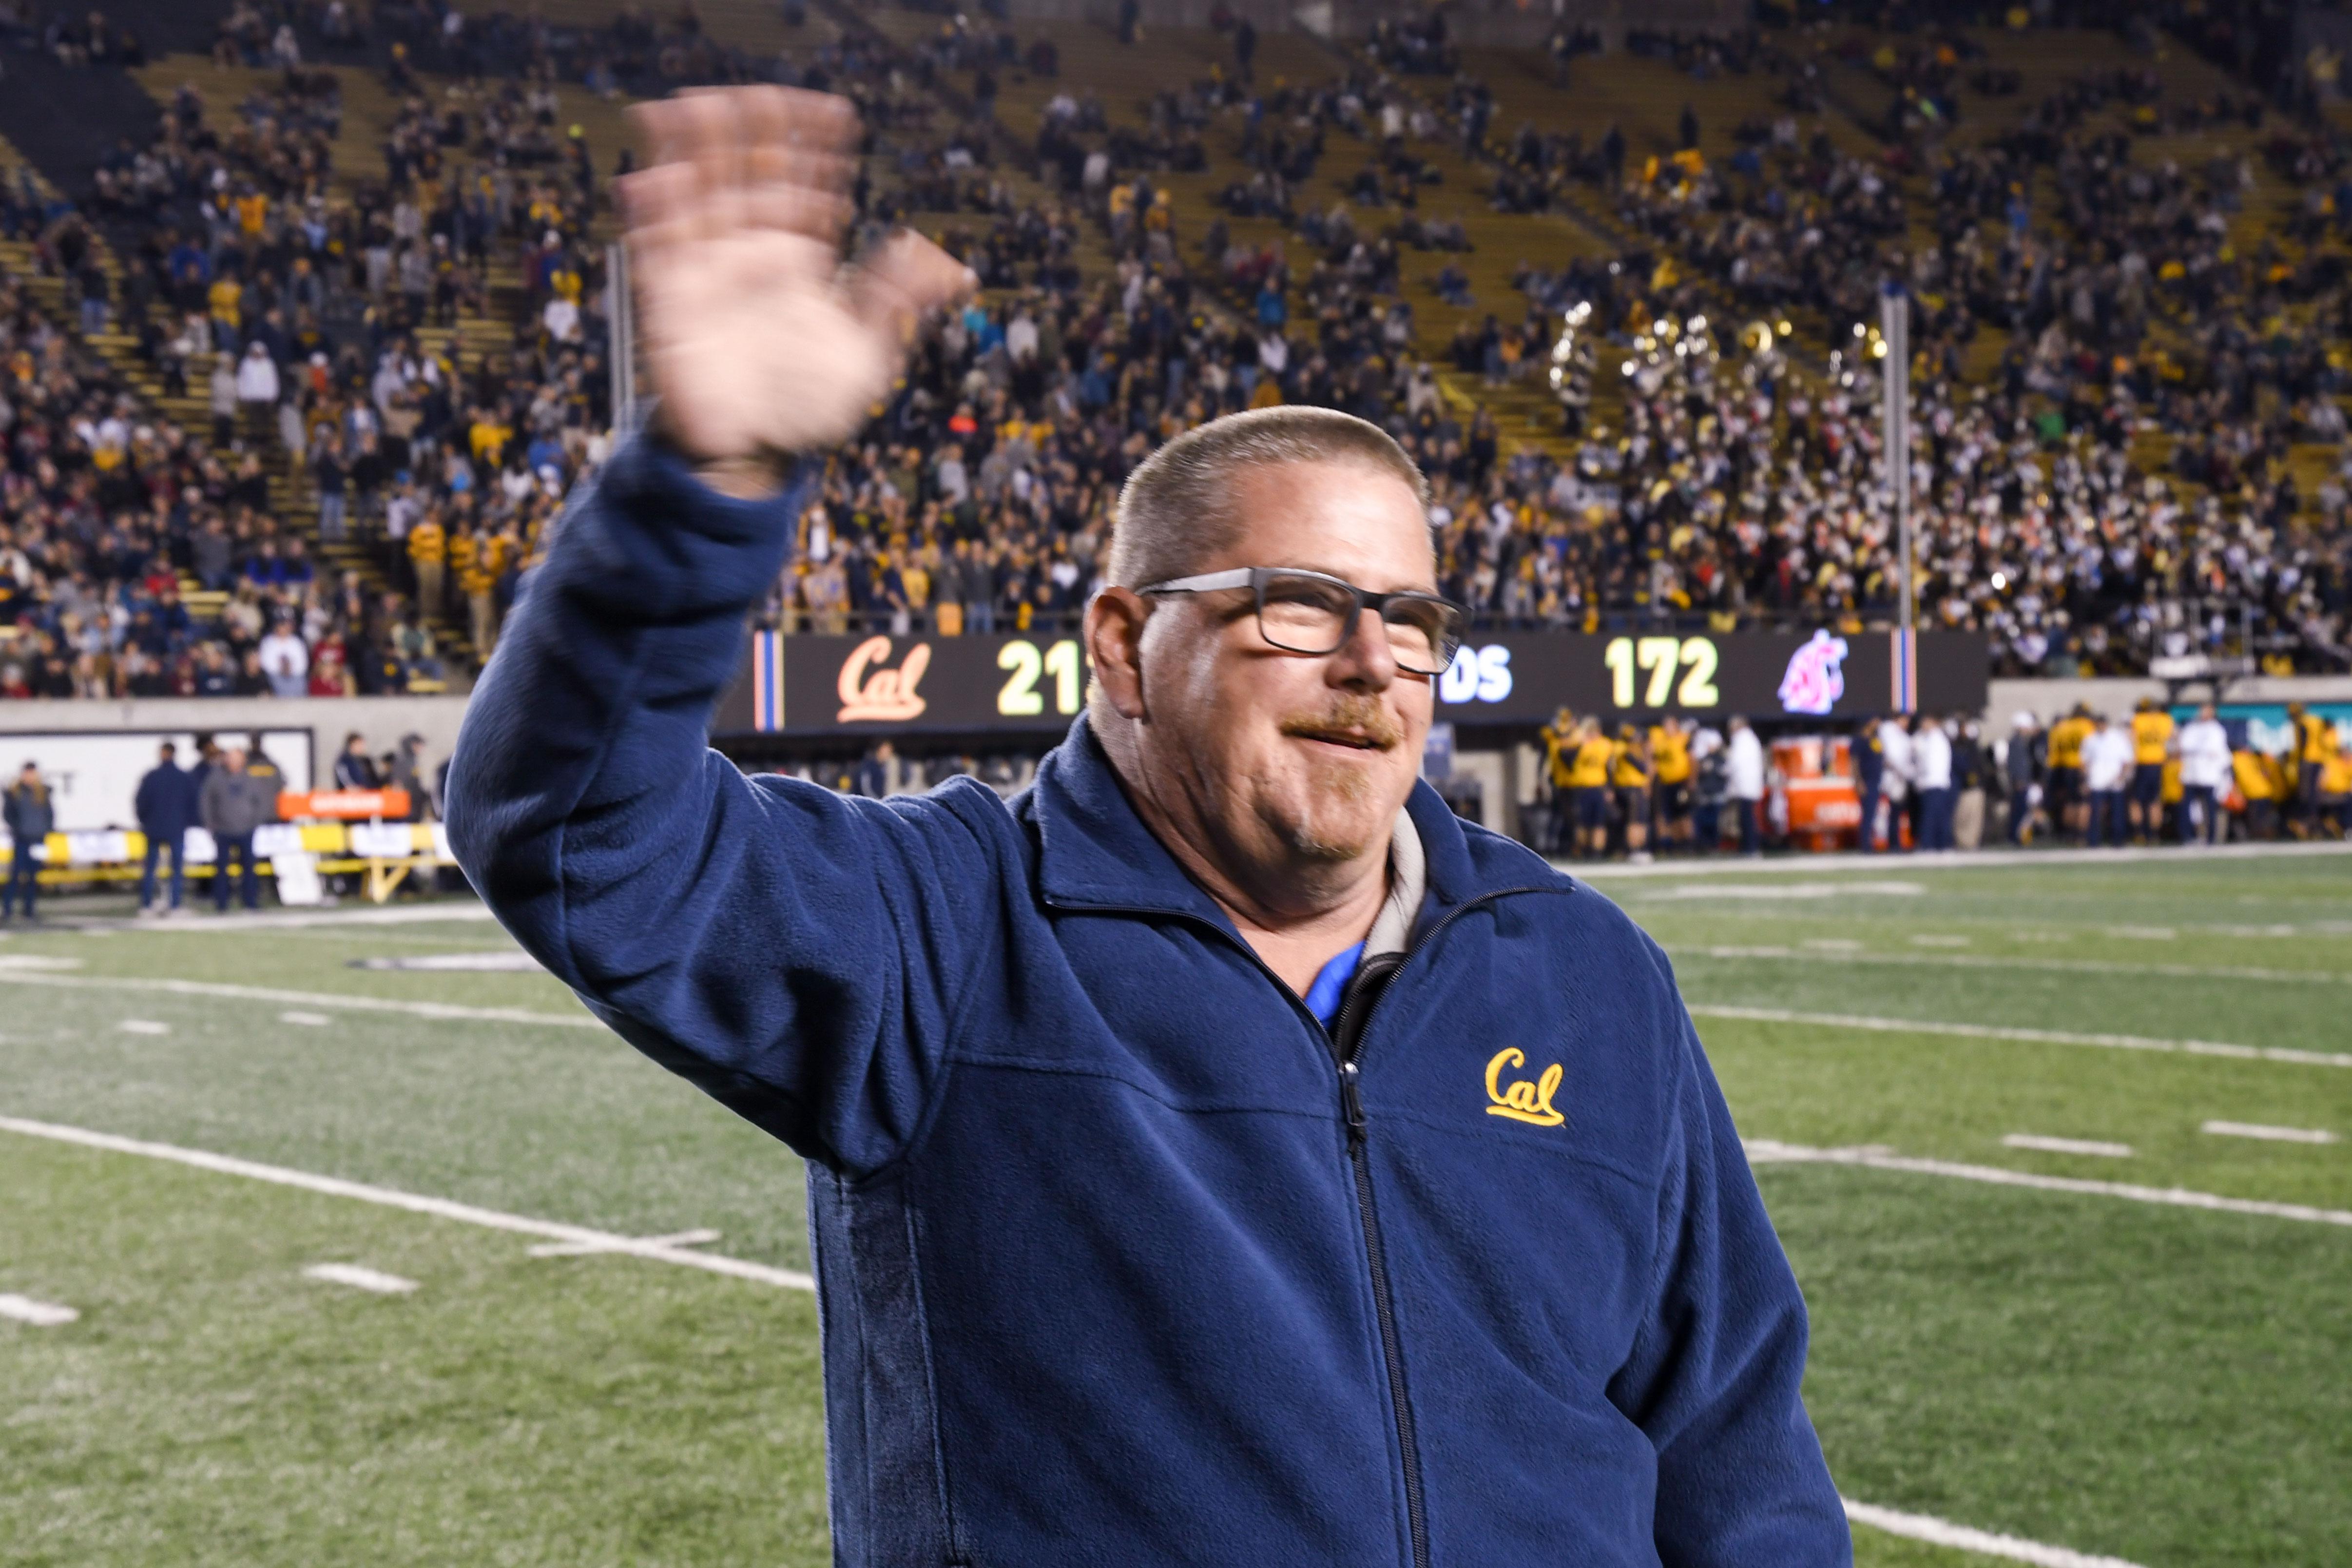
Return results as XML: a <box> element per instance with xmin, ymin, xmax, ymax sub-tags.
<box><xmin>0</xmin><ymin>1</ymin><xmax>2348</xmax><ymax>707</ymax></box>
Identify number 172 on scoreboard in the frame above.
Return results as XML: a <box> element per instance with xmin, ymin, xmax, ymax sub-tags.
<box><xmin>1601</xmin><ymin>636</ymin><xmax>1720</xmax><ymax>709</ymax></box>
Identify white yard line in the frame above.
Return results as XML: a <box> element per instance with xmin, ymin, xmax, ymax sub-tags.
<box><xmin>1746</xmin><ymin>1140</ymin><xmax>2352</xmax><ymax>1228</ymax></box>
<box><xmin>2202</xmin><ymin>1121</ymin><xmax>2339</xmax><ymax>1145</ymax></box>
<box><xmin>116</xmin><ymin>1019</ymin><xmax>169</xmax><ymax>1036</ymax></box>
<box><xmin>0</xmin><ymin>1293</ymin><xmax>78</xmax><ymax>1327</ymax></box>
<box><xmin>0</xmin><ymin>969</ymin><xmax>598</xmax><ymax>1029</ymax></box>
<box><xmin>1684</xmin><ymin>1004</ymin><xmax>2352</xmax><ymax>1071</ymax></box>
<box><xmin>528</xmin><ymin>1227</ymin><xmax>721</xmax><ymax>1258</ymax></box>
<box><xmin>2004</xmin><ymin>1134</ymin><xmax>2135</xmax><ymax>1159</ymax></box>
<box><xmin>304</xmin><ymin>1262</ymin><xmax>417</xmax><ymax>1295</ymax></box>
<box><xmin>1570</xmin><ymin>839</ymin><xmax>2352</xmax><ymax>878</ymax></box>
<box><xmin>0</xmin><ymin>1115</ymin><xmax>813</xmax><ymax>1293</ymax></box>
<box><xmin>1681</xmin><ymin>945</ymin><xmax>2352</xmax><ymax>986</ymax></box>
<box><xmin>1844</xmin><ymin>1498</ymin><xmax>2145</xmax><ymax>1568</ymax></box>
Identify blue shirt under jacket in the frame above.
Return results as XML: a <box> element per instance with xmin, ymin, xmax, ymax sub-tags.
<box><xmin>444</xmin><ymin>432</ymin><xmax>1850</xmax><ymax>1568</ymax></box>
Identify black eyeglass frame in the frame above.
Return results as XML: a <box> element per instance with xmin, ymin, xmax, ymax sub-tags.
<box><xmin>1134</xmin><ymin>566</ymin><xmax>1467</xmax><ymax>677</ymax></box>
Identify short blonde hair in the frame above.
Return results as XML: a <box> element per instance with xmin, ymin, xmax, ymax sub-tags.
<box><xmin>1105</xmin><ymin>406</ymin><xmax>1429</xmax><ymax>589</ymax></box>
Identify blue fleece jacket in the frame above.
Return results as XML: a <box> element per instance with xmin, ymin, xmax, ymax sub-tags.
<box><xmin>445</xmin><ymin>433</ymin><xmax>1850</xmax><ymax>1568</ymax></box>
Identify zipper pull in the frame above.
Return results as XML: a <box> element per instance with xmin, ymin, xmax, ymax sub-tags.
<box><xmin>1339</xmin><ymin>1060</ymin><xmax>1368</xmax><ymax>1149</ymax></box>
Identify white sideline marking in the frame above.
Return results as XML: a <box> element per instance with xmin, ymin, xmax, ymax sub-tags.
<box><xmin>117</xmin><ymin>1019</ymin><xmax>169</xmax><ymax>1036</ymax></box>
<box><xmin>529</xmin><ymin>1227</ymin><xmax>720</xmax><ymax>1258</ymax></box>
<box><xmin>0</xmin><ymin>970</ymin><xmax>598</xmax><ymax>1029</ymax></box>
<box><xmin>1635</xmin><ymin>880</ymin><xmax>1925</xmax><ymax>901</ymax></box>
<box><xmin>1570</xmin><ymin>838</ymin><xmax>2352</xmax><ymax>877</ymax></box>
<box><xmin>1802</xmin><ymin>939</ymin><xmax>1862</xmax><ymax>952</ymax></box>
<box><xmin>1844</xmin><ymin>1498</ymin><xmax>2145</xmax><ymax>1568</ymax></box>
<box><xmin>1910</xmin><ymin>934</ymin><xmax>1971</xmax><ymax>947</ymax></box>
<box><xmin>2004</xmin><ymin>1134</ymin><xmax>2134</xmax><ymax>1159</ymax></box>
<box><xmin>0</xmin><ymin>1293</ymin><xmax>78</xmax><ymax>1327</ymax></box>
<box><xmin>0</xmin><ymin>1116</ymin><xmax>814</xmax><ymax>1292</ymax></box>
<box><xmin>304</xmin><ymin>1262</ymin><xmax>417</xmax><ymax>1295</ymax></box>
<box><xmin>1685</xmin><ymin>945</ymin><xmax>2352</xmax><ymax>986</ymax></box>
<box><xmin>1745</xmin><ymin>1140</ymin><xmax>2352</xmax><ymax>1228</ymax></box>
<box><xmin>2107</xmin><ymin>926</ymin><xmax>2177</xmax><ymax>941</ymax></box>
<box><xmin>279</xmin><ymin>1011</ymin><xmax>331</xmax><ymax>1026</ymax></box>
<box><xmin>351</xmin><ymin>951</ymin><xmax>544</xmax><ymax>972</ymax></box>
<box><xmin>2203</xmin><ymin>1120</ymin><xmax>2339</xmax><ymax>1145</ymax></box>
<box><xmin>0</xmin><ymin>954</ymin><xmax>83</xmax><ymax>970</ymax></box>
<box><xmin>111</xmin><ymin>904</ymin><xmax>501</xmax><ymax>932</ymax></box>
<box><xmin>1684</xmin><ymin>1004</ymin><xmax>2352</xmax><ymax>1070</ymax></box>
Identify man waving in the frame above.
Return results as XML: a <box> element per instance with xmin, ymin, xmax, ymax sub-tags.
<box><xmin>447</xmin><ymin>85</ymin><xmax>1847</xmax><ymax>1568</ymax></box>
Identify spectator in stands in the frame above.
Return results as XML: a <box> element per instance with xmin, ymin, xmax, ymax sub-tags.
<box><xmin>135</xmin><ymin>739</ymin><xmax>197</xmax><ymax>915</ymax></box>
<box><xmin>2</xmin><ymin>759</ymin><xmax>52</xmax><ymax>921</ymax></box>
<box><xmin>256</xmin><ymin>619</ymin><xmax>308</xmax><ymax>698</ymax></box>
<box><xmin>198</xmin><ymin>741</ymin><xmax>273</xmax><ymax>911</ymax></box>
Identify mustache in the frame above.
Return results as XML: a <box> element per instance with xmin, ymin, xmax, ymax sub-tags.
<box><xmin>1277</xmin><ymin>696</ymin><xmax>1404</xmax><ymax>752</ymax></box>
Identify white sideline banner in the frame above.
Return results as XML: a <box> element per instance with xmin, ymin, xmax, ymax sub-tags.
<box><xmin>0</xmin><ymin>729</ymin><xmax>314</xmax><ymax>833</ymax></box>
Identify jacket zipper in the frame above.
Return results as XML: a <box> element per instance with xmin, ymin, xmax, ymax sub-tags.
<box><xmin>1329</xmin><ymin>888</ymin><xmax>1557</xmax><ymax>1568</ymax></box>
<box><xmin>1044</xmin><ymin>881</ymin><xmax>1565</xmax><ymax>1568</ymax></box>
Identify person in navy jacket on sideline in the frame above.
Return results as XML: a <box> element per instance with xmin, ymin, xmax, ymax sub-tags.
<box><xmin>447</xmin><ymin>86</ymin><xmax>1848</xmax><ymax>1568</ymax></box>
<box><xmin>134</xmin><ymin>739</ymin><xmax>199</xmax><ymax>914</ymax></box>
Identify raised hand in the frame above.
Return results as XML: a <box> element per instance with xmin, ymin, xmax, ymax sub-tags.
<box><xmin>620</xmin><ymin>86</ymin><xmax>974</xmax><ymax>497</ymax></box>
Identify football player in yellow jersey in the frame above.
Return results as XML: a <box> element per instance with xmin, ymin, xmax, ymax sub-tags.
<box><xmin>2128</xmin><ymin>697</ymin><xmax>2174</xmax><ymax>842</ymax></box>
<box><xmin>2231</xmin><ymin>742</ymin><xmax>2280</xmax><ymax>839</ymax></box>
<box><xmin>2045</xmin><ymin>704</ymin><xmax>2093</xmax><ymax>842</ymax></box>
<box><xmin>2317</xmin><ymin>730</ymin><xmax>2351</xmax><ymax>838</ymax></box>
<box><xmin>1539</xmin><ymin>706</ymin><xmax>1579</xmax><ymax>855</ymax></box>
<box><xmin>2288</xmin><ymin>704</ymin><xmax>2333</xmax><ymax>836</ymax></box>
<box><xmin>1566</xmin><ymin>718</ymin><xmax>1616</xmax><ymax>859</ymax></box>
<box><xmin>1648</xmin><ymin>716</ymin><xmax>1693</xmax><ymax>852</ymax></box>
<box><xmin>1610</xmin><ymin>722</ymin><xmax>1654</xmax><ymax>860</ymax></box>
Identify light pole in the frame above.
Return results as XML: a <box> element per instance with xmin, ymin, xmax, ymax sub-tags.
<box><xmin>1879</xmin><ymin>281</ymin><xmax>1910</xmax><ymax>636</ymax></box>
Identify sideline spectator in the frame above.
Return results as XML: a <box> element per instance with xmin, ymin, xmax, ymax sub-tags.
<box><xmin>2177</xmin><ymin>701</ymin><xmax>2232</xmax><ymax>844</ymax></box>
<box><xmin>199</xmin><ymin>742</ymin><xmax>275</xmax><ymax>910</ymax></box>
<box><xmin>3</xmin><ymin>759</ymin><xmax>52</xmax><ymax>921</ymax></box>
<box><xmin>1725</xmin><ymin>715</ymin><xmax>1765</xmax><ymax>853</ymax></box>
<box><xmin>2129</xmin><ymin>698</ymin><xmax>2174</xmax><ymax>843</ymax></box>
<box><xmin>2081</xmin><ymin>712</ymin><xmax>2136</xmax><ymax>848</ymax></box>
<box><xmin>1914</xmin><ymin>715</ymin><xmax>1955</xmax><ymax>852</ymax></box>
<box><xmin>332</xmin><ymin>730</ymin><xmax>378</xmax><ymax>790</ymax></box>
<box><xmin>134</xmin><ymin>739</ymin><xmax>197</xmax><ymax>914</ymax></box>
<box><xmin>1853</xmin><ymin>717</ymin><xmax>1885</xmax><ymax>852</ymax></box>
<box><xmin>2003</xmin><ymin>711</ymin><xmax>2043</xmax><ymax>843</ymax></box>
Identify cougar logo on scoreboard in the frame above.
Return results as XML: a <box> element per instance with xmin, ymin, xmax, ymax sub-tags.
<box><xmin>1776</xmin><ymin>629</ymin><xmax>1850</xmax><ymax>716</ymax></box>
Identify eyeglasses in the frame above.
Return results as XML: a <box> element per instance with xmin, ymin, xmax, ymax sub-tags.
<box><xmin>1136</xmin><ymin>567</ymin><xmax>1466</xmax><ymax>677</ymax></box>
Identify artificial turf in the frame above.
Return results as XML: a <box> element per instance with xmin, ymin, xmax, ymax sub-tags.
<box><xmin>3</xmin><ymin>849</ymin><xmax>2347</xmax><ymax>1565</ymax></box>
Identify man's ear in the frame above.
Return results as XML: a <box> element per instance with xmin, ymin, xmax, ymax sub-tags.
<box><xmin>1085</xmin><ymin>586</ymin><xmax>1150</xmax><ymax>720</ymax></box>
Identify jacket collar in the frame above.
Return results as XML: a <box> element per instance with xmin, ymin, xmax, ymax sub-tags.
<box><xmin>1028</xmin><ymin>716</ymin><xmax>1561</xmax><ymax>924</ymax></box>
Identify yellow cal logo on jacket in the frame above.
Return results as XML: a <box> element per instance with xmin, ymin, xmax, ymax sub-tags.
<box><xmin>1485</xmin><ymin>1047</ymin><xmax>1565</xmax><ymax>1128</ymax></box>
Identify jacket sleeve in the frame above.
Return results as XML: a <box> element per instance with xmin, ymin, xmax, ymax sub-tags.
<box><xmin>1611</xmin><ymin>950</ymin><xmax>1851</xmax><ymax>1568</ymax></box>
<box><xmin>443</xmin><ymin>432</ymin><xmax>1005</xmax><ymax>1178</ymax></box>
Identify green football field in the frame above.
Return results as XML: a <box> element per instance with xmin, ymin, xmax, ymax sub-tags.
<box><xmin>3</xmin><ymin>847</ymin><xmax>2349</xmax><ymax>1567</ymax></box>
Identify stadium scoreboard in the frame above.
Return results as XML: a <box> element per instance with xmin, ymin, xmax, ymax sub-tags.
<box><xmin>718</xmin><ymin>629</ymin><xmax>1989</xmax><ymax>738</ymax></box>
